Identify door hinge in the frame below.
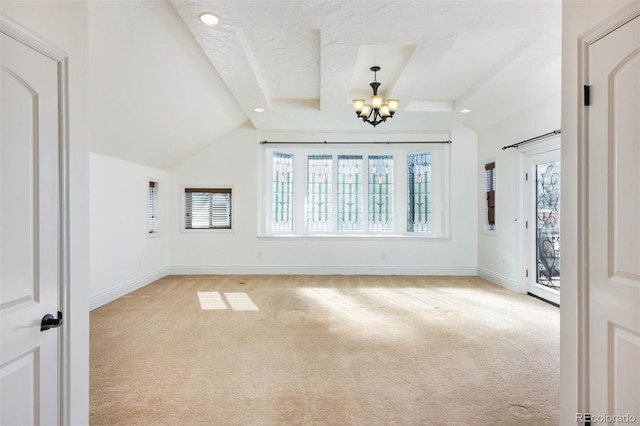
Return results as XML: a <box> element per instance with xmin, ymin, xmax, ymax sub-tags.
<box><xmin>526</xmin><ymin>269</ymin><xmax>529</xmax><ymax>278</ymax></box>
<box><xmin>584</xmin><ymin>85</ymin><xmax>590</xmax><ymax>106</ymax></box>
<box><xmin>525</xmin><ymin>172</ymin><xmax>528</xmax><ymax>181</ymax></box>
<box><xmin>525</xmin><ymin>220</ymin><xmax>528</xmax><ymax>229</ymax></box>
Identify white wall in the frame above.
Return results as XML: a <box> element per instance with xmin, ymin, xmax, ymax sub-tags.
<box><xmin>89</xmin><ymin>153</ymin><xmax>170</xmax><ymax>308</ymax></box>
<box><xmin>476</xmin><ymin>94</ymin><xmax>561</xmax><ymax>291</ymax></box>
<box><xmin>168</xmin><ymin>124</ymin><xmax>478</xmax><ymax>274</ymax></box>
<box><xmin>87</xmin><ymin>0</ymin><xmax>247</xmax><ymax>170</ymax></box>
<box><xmin>559</xmin><ymin>1</ymin><xmax>638</xmax><ymax>423</ymax></box>
<box><xmin>0</xmin><ymin>1</ymin><xmax>91</xmax><ymax>424</ymax></box>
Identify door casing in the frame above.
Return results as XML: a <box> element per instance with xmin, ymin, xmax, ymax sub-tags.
<box><xmin>577</xmin><ymin>2</ymin><xmax>640</xmax><ymax>417</ymax></box>
<box><xmin>0</xmin><ymin>14</ymin><xmax>71</xmax><ymax>425</ymax></box>
<box><xmin>517</xmin><ymin>137</ymin><xmax>561</xmax><ymax>297</ymax></box>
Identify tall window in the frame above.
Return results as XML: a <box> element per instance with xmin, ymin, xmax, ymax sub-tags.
<box><xmin>485</xmin><ymin>161</ymin><xmax>496</xmax><ymax>230</ymax></box>
<box><xmin>368</xmin><ymin>155</ymin><xmax>394</xmax><ymax>232</ymax></box>
<box><xmin>337</xmin><ymin>155</ymin><xmax>363</xmax><ymax>232</ymax></box>
<box><xmin>272</xmin><ymin>153</ymin><xmax>293</xmax><ymax>232</ymax></box>
<box><xmin>407</xmin><ymin>153</ymin><xmax>431</xmax><ymax>232</ymax></box>
<box><xmin>184</xmin><ymin>187</ymin><xmax>232</xmax><ymax>230</ymax></box>
<box><xmin>307</xmin><ymin>155</ymin><xmax>333</xmax><ymax>232</ymax></box>
<box><xmin>264</xmin><ymin>146</ymin><xmax>449</xmax><ymax>237</ymax></box>
<box><xmin>148</xmin><ymin>180</ymin><xmax>159</xmax><ymax>235</ymax></box>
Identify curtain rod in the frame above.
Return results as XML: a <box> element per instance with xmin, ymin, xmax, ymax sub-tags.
<box><xmin>259</xmin><ymin>140</ymin><xmax>452</xmax><ymax>145</ymax></box>
<box><xmin>501</xmin><ymin>129</ymin><xmax>561</xmax><ymax>150</ymax></box>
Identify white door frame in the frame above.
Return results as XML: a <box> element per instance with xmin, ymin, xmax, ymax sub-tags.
<box><xmin>520</xmin><ymin>141</ymin><xmax>561</xmax><ymax>305</ymax></box>
<box><xmin>0</xmin><ymin>14</ymin><xmax>71</xmax><ymax>425</ymax></box>
<box><xmin>577</xmin><ymin>2</ymin><xmax>640</xmax><ymax>417</ymax></box>
<box><xmin>517</xmin><ymin>136</ymin><xmax>561</xmax><ymax>297</ymax></box>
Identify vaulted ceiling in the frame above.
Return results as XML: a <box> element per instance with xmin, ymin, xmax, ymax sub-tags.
<box><xmin>171</xmin><ymin>0</ymin><xmax>561</xmax><ymax>134</ymax></box>
<box><xmin>88</xmin><ymin>1</ymin><xmax>561</xmax><ymax>169</ymax></box>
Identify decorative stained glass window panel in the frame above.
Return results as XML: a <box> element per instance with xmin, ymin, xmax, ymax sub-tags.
<box><xmin>337</xmin><ymin>155</ymin><xmax>363</xmax><ymax>231</ymax></box>
<box><xmin>307</xmin><ymin>155</ymin><xmax>333</xmax><ymax>231</ymax></box>
<box><xmin>407</xmin><ymin>153</ymin><xmax>431</xmax><ymax>232</ymax></box>
<box><xmin>368</xmin><ymin>155</ymin><xmax>393</xmax><ymax>232</ymax></box>
<box><xmin>272</xmin><ymin>152</ymin><xmax>293</xmax><ymax>232</ymax></box>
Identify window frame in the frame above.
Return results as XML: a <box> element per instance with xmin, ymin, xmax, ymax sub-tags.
<box><xmin>181</xmin><ymin>185</ymin><xmax>235</xmax><ymax>233</ymax></box>
<box><xmin>147</xmin><ymin>179</ymin><xmax>160</xmax><ymax>237</ymax></box>
<box><xmin>259</xmin><ymin>144</ymin><xmax>450</xmax><ymax>238</ymax></box>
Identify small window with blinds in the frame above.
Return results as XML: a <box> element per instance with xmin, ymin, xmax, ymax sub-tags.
<box><xmin>148</xmin><ymin>180</ymin><xmax>159</xmax><ymax>235</ymax></box>
<box><xmin>485</xmin><ymin>161</ymin><xmax>496</xmax><ymax>231</ymax></box>
<box><xmin>184</xmin><ymin>187</ymin><xmax>233</xmax><ymax>230</ymax></box>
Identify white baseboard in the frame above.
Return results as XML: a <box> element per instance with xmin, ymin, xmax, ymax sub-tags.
<box><xmin>169</xmin><ymin>265</ymin><xmax>478</xmax><ymax>276</ymax></box>
<box><xmin>89</xmin><ymin>267</ymin><xmax>170</xmax><ymax>310</ymax></box>
<box><xmin>477</xmin><ymin>267</ymin><xmax>521</xmax><ymax>293</ymax></box>
<box><xmin>90</xmin><ymin>265</ymin><xmax>479</xmax><ymax>309</ymax></box>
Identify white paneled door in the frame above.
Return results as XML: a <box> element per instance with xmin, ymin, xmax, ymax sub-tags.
<box><xmin>1</xmin><ymin>24</ymin><xmax>65</xmax><ymax>425</ymax></box>
<box><xmin>587</xmin><ymin>13</ymin><xmax>640</xmax><ymax>419</ymax></box>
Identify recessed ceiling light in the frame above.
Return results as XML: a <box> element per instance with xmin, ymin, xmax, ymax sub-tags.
<box><xmin>460</xmin><ymin>108</ymin><xmax>472</xmax><ymax>114</ymax></box>
<box><xmin>253</xmin><ymin>107</ymin><xmax>265</xmax><ymax>113</ymax></box>
<box><xmin>199</xmin><ymin>13</ymin><xmax>220</xmax><ymax>26</ymax></box>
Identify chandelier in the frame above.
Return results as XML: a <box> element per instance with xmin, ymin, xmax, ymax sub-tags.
<box><xmin>352</xmin><ymin>66</ymin><xmax>399</xmax><ymax>127</ymax></box>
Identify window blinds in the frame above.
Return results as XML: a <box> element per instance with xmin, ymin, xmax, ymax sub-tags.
<box><xmin>148</xmin><ymin>181</ymin><xmax>159</xmax><ymax>234</ymax></box>
<box><xmin>485</xmin><ymin>162</ymin><xmax>496</xmax><ymax>226</ymax></box>
<box><xmin>184</xmin><ymin>188</ymin><xmax>232</xmax><ymax>229</ymax></box>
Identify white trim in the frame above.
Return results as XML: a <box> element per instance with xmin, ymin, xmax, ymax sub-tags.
<box><xmin>257</xmin><ymin>235</ymin><xmax>451</xmax><ymax>242</ymax></box>
<box><xmin>477</xmin><ymin>267</ymin><xmax>520</xmax><ymax>293</ymax></box>
<box><xmin>89</xmin><ymin>267</ymin><xmax>170</xmax><ymax>310</ymax></box>
<box><xmin>517</xmin><ymin>138</ymin><xmax>562</xmax><ymax>297</ymax></box>
<box><xmin>0</xmin><ymin>13</ymin><xmax>67</xmax><ymax>61</ymax></box>
<box><xmin>169</xmin><ymin>265</ymin><xmax>477</xmax><ymax>276</ymax></box>
<box><xmin>180</xmin><ymin>184</ymin><xmax>235</xmax><ymax>233</ymax></box>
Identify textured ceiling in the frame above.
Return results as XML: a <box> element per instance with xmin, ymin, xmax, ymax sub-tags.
<box><xmin>171</xmin><ymin>0</ymin><xmax>562</xmax><ymax>134</ymax></box>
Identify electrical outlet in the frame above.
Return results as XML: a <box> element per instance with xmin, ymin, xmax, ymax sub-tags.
<box><xmin>257</xmin><ymin>251</ymin><xmax>263</xmax><ymax>259</ymax></box>
<box><xmin>381</xmin><ymin>252</ymin><xmax>387</xmax><ymax>260</ymax></box>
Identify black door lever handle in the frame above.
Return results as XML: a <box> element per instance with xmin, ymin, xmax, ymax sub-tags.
<box><xmin>41</xmin><ymin>311</ymin><xmax>63</xmax><ymax>332</ymax></box>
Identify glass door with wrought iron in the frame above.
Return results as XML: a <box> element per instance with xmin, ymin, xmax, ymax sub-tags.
<box><xmin>526</xmin><ymin>150</ymin><xmax>561</xmax><ymax>305</ymax></box>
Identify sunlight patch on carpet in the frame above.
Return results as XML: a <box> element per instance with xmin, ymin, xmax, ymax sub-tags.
<box><xmin>224</xmin><ymin>292</ymin><xmax>259</xmax><ymax>311</ymax></box>
<box><xmin>298</xmin><ymin>288</ymin><xmax>375</xmax><ymax>321</ymax></box>
<box><xmin>197</xmin><ymin>292</ymin><xmax>227</xmax><ymax>310</ymax></box>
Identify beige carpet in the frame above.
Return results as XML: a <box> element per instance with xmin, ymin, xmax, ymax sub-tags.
<box><xmin>90</xmin><ymin>275</ymin><xmax>559</xmax><ymax>425</ymax></box>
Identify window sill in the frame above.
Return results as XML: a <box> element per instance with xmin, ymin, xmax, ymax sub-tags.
<box><xmin>257</xmin><ymin>234</ymin><xmax>450</xmax><ymax>242</ymax></box>
<box><xmin>181</xmin><ymin>228</ymin><xmax>235</xmax><ymax>234</ymax></box>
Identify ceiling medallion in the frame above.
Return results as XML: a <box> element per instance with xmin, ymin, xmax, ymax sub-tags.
<box><xmin>352</xmin><ymin>66</ymin><xmax>399</xmax><ymax>127</ymax></box>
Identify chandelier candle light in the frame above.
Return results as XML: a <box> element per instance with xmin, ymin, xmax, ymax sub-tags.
<box><xmin>352</xmin><ymin>66</ymin><xmax>399</xmax><ymax>127</ymax></box>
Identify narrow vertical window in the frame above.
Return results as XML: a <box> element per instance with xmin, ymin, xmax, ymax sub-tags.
<box><xmin>148</xmin><ymin>180</ymin><xmax>159</xmax><ymax>234</ymax></box>
<box><xmin>485</xmin><ymin>161</ymin><xmax>496</xmax><ymax>230</ymax></box>
<box><xmin>307</xmin><ymin>155</ymin><xmax>333</xmax><ymax>232</ymax></box>
<box><xmin>337</xmin><ymin>155</ymin><xmax>363</xmax><ymax>232</ymax></box>
<box><xmin>272</xmin><ymin>153</ymin><xmax>293</xmax><ymax>232</ymax></box>
<box><xmin>184</xmin><ymin>188</ymin><xmax>232</xmax><ymax>230</ymax></box>
<box><xmin>407</xmin><ymin>153</ymin><xmax>431</xmax><ymax>232</ymax></box>
<box><xmin>368</xmin><ymin>155</ymin><xmax>393</xmax><ymax>232</ymax></box>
